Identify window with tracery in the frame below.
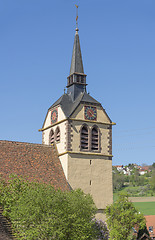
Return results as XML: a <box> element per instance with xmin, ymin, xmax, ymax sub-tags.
<box><xmin>91</xmin><ymin>126</ymin><xmax>99</xmax><ymax>151</ymax></box>
<box><xmin>50</xmin><ymin>129</ymin><xmax>54</xmax><ymax>145</ymax></box>
<box><xmin>81</xmin><ymin>125</ymin><xmax>88</xmax><ymax>150</ymax></box>
<box><xmin>55</xmin><ymin>127</ymin><xmax>60</xmax><ymax>142</ymax></box>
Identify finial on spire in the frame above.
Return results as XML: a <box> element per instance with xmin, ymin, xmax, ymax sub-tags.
<box><xmin>75</xmin><ymin>4</ymin><xmax>79</xmax><ymax>31</ymax></box>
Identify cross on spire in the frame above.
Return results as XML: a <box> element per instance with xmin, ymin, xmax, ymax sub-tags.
<box><xmin>75</xmin><ymin>5</ymin><xmax>79</xmax><ymax>30</ymax></box>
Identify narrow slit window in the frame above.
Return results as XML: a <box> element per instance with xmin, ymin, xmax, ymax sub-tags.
<box><xmin>91</xmin><ymin>127</ymin><xmax>99</xmax><ymax>151</ymax></box>
<box><xmin>81</xmin><ymin>125</ymin><xmax>88</xmax><ymax>150</ymax></box>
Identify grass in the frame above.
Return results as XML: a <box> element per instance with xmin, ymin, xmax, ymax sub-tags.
<box><xmin>133</xmin><ymin>202</ymin><xmax>155</xmax><ymax>215</ymax></box>
<box><xmin>113</xmin><ymin>186</ymin><xmax>155</xmax><ymax>202</ymax></box>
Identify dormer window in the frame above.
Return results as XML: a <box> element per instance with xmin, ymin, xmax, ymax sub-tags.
<box><xmin>149</xmin><ymin>226</ymin><xmax>153</xmax><ymax>232</ymax></box>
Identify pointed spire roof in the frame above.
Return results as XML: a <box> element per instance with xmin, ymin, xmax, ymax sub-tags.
<box><xmin>70</xmin><ymin>28</ymin><xmax>84</xmax><ymax>75</ymax></box>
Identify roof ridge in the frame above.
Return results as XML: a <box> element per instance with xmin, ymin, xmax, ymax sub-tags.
<box><xmin>0</xmin><ymin>140</ymin><xmax>52</xmax><ymax>148</ymax></box>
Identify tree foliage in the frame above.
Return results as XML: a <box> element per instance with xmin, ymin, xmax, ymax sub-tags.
<box><xmin>112</xmin><ymin>167</ymin><xmax>125</xmax><ymax>191</ymax></box>
<box><xmin>150</xmin><ymin>170</ymin><xmax>155</xmax><ymax>191</ymax></box>
<box><xmin>93</xmin><ymin>220</ymin><xmax>109</xmax><ymax>240</ymax></box>
<box><xmin>0</xmin><ymin>175</ymin><xmax>107</xmax><ymax>240</ymax></box>
<box><xmin>105</xmin><ymin>193</ymin><xmax>146</xmax><ymax>240</ymax></box>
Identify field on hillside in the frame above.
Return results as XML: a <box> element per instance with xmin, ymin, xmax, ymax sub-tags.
<box><xmin>133</xmin><ymin>202</ymin><xmax>155</xmax><ymax>215</ymax></box>
<box><xmin>113</xmin><ymin>186</ymin><xmax>155</xmax><ymax>202</ymax></box>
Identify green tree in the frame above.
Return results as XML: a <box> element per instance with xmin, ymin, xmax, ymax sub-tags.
<box><xmin>112</xmin><ymin>167</ymin><xmax>125</xmax><ymax>191</ymax></box>
<box><xmin>105</xmin><ymin>193</ymin><xmax>146</xmax><ymax>240</ymax></box>
<box><xmin>130</xmin><ymin>168</ymin><xmax>139</xmax><ymax>186</ymax></box>
<box><xmin>152</xmin><ymin>162</ymin><xmax>155</xmax><ymax>169</ymax></box>
<box><xmin>0</xmin><ymin>175</ymin><xmax>105</xmax><ymax>240</ymax></box>
<box><xmin>150</xmin><ymin>170</ymin><xmax>155</xmax><ymax>191</ymax></box>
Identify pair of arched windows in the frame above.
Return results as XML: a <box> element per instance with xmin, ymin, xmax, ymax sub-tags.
<box><xmin>49</xmin><ymin>127</ymin><xmax>60</xmax><ymax>145</ymax></box>
<box><xmin>81</xmin><ymin>125</ymin><xmax>99</xmax><ymax>151</ymax></box>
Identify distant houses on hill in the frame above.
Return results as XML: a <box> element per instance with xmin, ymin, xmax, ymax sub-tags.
<box><xmin>113</xmin><ymin>164</ymin><xmax>151</xmax><ymax>176</ymax></box>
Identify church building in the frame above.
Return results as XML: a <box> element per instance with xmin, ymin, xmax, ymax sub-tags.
<box><xmin>0</xmin><ymin>13</ymin><xmax>115</xmax><ymax>223</ymax></box>
<box><xmin>39</xmin><ymin>25</ymin><xmax>115</xmax><ymax>219</ymax></box>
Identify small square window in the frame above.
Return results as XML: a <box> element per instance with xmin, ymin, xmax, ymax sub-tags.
<box><xmin>149</xmin><ymin>226</ymin><xmax>153</xmax><ymax>232</ymax></box>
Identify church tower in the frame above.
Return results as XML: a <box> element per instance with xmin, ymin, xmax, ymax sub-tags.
<box><xmin>40</xmin><ymin>20</ymin><xmax>115</xmax><ymax>220</ymax></box>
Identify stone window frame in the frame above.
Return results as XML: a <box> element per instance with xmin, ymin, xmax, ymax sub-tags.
<box><xmin>80</xmin><ymin>124</ymin><xmax>101</xmax><ymax>152</ymax></box>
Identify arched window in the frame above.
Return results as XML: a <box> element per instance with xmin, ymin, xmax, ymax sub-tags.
<box><xmin>81</xmin><ymin>125</ymin><xmax>88</xmax><ymax>150</ymax></box>
<box><xmin>91</xmin><ymin>126</ymin><xmax>99</xmax><ymax>151</ymax></box>
<box><xmin>55</xmin><ymin>127</ymin><xmax>60</xmax><ymax>142</ymax></box>
<box><xmin>50</xmin><ymin>129</ymin><xmax>54</xmax><ymax>145</ymax></box>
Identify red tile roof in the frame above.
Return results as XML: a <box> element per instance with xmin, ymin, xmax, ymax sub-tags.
<box><xmin>145</xmin><ymin>215</ymin><xmax>155</xmax><ymax>239</ymax></box>
<box><xmin>0</xmin><ymin>140</ymin><xmax>69</xmax><ymax>191</ymax></box>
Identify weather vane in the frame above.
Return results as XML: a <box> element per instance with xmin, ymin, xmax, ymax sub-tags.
<box><xmin>75</xmin><ymin>4</ymin><xmax>79</xmax><ymax>29</ymax></box>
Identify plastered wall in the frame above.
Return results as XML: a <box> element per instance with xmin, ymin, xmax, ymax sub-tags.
<box><xmin>42</xmin><ymin>106</ymin><xmax>67</xmax><ymax>154</ymax></box>
<box><xmin>67</xmin><ymin>153</ymin><xmax>113</xmax><ymax>209</ymax></box>
<box><xmin>43</xmin><ymin>106</ymin><xmax>66</xmax><ymax>129</ymax></box>
<box><xmin>71</xmin><ymin>104</ymin><xmax>110</xmax><ymax>123</ymax></box>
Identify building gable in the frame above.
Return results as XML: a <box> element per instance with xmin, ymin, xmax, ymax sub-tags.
<box><xmin>71</xmin><ymin>102</ymin><xmax>111</xmax><ymax>124</ymax></box>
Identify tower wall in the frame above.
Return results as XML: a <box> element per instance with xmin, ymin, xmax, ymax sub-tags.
<box><xmin>67</xmin><ymin>153</ymin><xmax>113</xmax><ymax>210</ymax></box>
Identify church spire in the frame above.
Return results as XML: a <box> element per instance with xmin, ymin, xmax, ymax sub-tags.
<box><xmin>67</xmin><ymin>5</ymin><xmax>87</xmax><ymax>101</ymax></box>
<box><xmin>69</xmin><ymin>28</ymin><xmax>84</xmax><ymax>75</ymax></box>
<box><xmin>70</xmin><ymin>5</ymin><xmax>84</xmax><ymax>75</ymax></box>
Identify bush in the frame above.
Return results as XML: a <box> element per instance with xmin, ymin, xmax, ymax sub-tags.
<box><xmin>0</xmin><ymin>175</ymin><xmax>106</xmax><ymax>240</ymax></box>
<box><xmin>93</xmin><ymin>220</ymin><xmax>109</xmax><ymax>240</ymax></box>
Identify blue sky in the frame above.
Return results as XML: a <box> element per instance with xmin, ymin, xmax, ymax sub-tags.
<box><xmin>0</xmin><ymin>0</ymin><xmax>155</xmax><ymax>166</ymax></box>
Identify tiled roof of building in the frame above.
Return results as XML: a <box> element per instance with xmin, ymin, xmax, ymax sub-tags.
<box><xmin>145</xmin><ymin>215</ymin><xmax>155</xmax><ymax>239</ymax></box>
<box><xmin>0</xmin><ymin>140</ymin><xmax>69</xmax><ymax>191</ymax></box>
